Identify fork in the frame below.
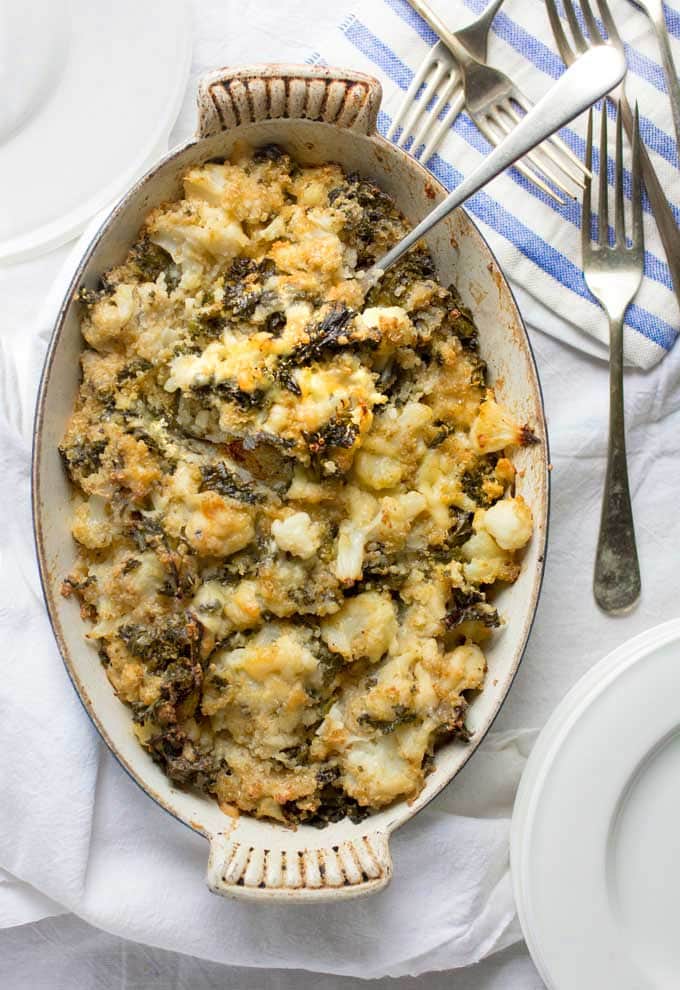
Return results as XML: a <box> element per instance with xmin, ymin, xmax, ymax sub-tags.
<box><xmin>583</xmin><ymin>103</ymin><xmax>642</xmax><ymax>613</ymax></box>
<box><xmin>627</xmin><ymin>0</ymin><xmax>680</xmax><ymax>154</ymax></box>
<box><xmin>387</xmin><ymin>0</ymin><xmax>586</xmax><ymax>201</ymax></box>
<box><xmin>386</xmin><ymin>0</ymin><xmax>503</xmax><ymax>165</ymax></box>
<box><xmin>546</xmin><ymin>0</ymin><xmax>680</xmax><ymax>305</ymax></box>
<box><xmin>377</xmin><ymin>45</ymin><xmax>626</xmax><ymax>271</ymax></box>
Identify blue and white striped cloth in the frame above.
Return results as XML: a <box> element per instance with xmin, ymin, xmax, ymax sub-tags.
<box><xmin>310</xmin><ymin>0</ymin><xmax>680</xmax><ymax>369</ymax></box>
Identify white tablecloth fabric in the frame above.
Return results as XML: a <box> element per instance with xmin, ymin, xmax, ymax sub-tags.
<box><xmin>2</xmin><ymin>0</ymin><xmax>680</xmax><ymax>987</ymax></box>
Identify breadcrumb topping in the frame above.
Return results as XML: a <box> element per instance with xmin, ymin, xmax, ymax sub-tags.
<box><xmin>60</xmin><ymin>147</ymin><xmax>534</xmax><ymax>825</ymax></box>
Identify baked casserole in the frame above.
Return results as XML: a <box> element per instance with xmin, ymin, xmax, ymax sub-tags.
<box><xmin>60</xmin><ymin>146</ymin><xmax>537</xmax><ymax>825</ymax></box>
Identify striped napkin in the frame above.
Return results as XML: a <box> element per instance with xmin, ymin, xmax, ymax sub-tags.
<box><xmin>310</xmin><ymin>0</ymin><xmax>680</xmax><ymax>369</ymax></box>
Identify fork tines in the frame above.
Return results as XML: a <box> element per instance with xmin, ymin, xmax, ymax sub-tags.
<box><xmin>546</xmin><ymin>0</ymin><xmax>625</xmax><ymax>66</ymax></box>
<box><xmin>386</xmin><ymin>41</ymin><xmax>466</xmax><ymax>165</ymax></box>
<box><xmin>471</xmin><ymin>92</ymin><xmax>586</xmax><ymax>199</ymax></box>
<box><xmin>583</xmin><ymin>102</ymin><xmax>643</xmax><ymax>258</ymax></box>
<box><xmin>387</xmin><ymin>13</ymin><xmax>587</xmax><ymax>202</ymax></box>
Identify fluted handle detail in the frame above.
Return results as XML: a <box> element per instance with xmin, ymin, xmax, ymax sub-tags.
<box><xmin>197</xmin><ymin>64</ymin><xmax>382</xmax><ymax>138</ymax></box>
<box><xmin>207</xmin><ymin>830</ymin><xmax>392</xmax><ymax>900</ymax></box>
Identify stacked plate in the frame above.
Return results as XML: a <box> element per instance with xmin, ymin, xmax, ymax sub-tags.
<box><xmin>0</xmin><ymin>0</ymin><xmax>191</xmax><ymax>262</ymax></box>
<box><xmin>512</xmin><ymin>619</ymin><xmax>680</xmax><ymax>989</ymax></box>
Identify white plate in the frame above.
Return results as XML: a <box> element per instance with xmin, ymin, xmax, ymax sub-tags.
<box><xmin>511</xmin><ymin>618</ymin><xmax>680</xmax><ymax>990</ymax></box>
<box><xmin>0</xmin><ymin>0</ymin><xmax>191</xmax><ymax>262</ymax></box>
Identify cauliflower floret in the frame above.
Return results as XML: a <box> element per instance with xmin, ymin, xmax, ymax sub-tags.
<box><xmin>71</xmin><ymin>495</ymin><xmax>112</xmax><ymax>549</ymax></box>
<box><xmin>165</xmin><ymin>462</ymin><xmax>201</xmax><ymax>500</ymax></box>
<box><xmin>148</xmin><ymin>200</ymin><xmax>249</xmax><ymax>269</ymax></box>
<box><xmin>436</xmin><ymin>642</ymin><xmax>487</xmax><ymax>696</ymax></box>
<box><xmin>297</xmin><ymin>179</ymin><xmax>328</xmax><ymax>208</ymax></box>
<box><xmin>225</xmin><ymin>625</ymin><xmax>318</xmax><ymax>684</ymax></box>
<box><xmin>164</xmin><ymin>331</ymin><xmax>270</xmax><ymax>395</ymax></box>
<box><xmin>480</xmin><ymin>496</ymin><xmax>533</xmax><ymax>551</ymax></box>
<box><xmin>271</xmin><ymin>511</ymin><xmax>322</xmax><ymax>560</ymax></box>
<box><xmin>413</xmin><ymin>662</ymin><xmax>438</xmax><ymax>713</ymax></box>
<box><xmin>347</xmin><ymin>649</ymin><xmax>420</xmax><ymax>727</ymax></box>
<box><xmin>86</xmin><ymin>552</ymin><xmax>166</xmax><ymax>638</ymax></box>
<box><xmin>265</xmin><ymin>358</ymin><xmax>385</xmax><ymax>441</ymax></box>
<box><xmin>353</xmin><ymin>450</ymin><xmax>404</xmax><ymax>490</ymax></box>
<box><xmin>270</xmin><ymin>230</ymin><xmax>345</xmax><ymax>280</ymax></box>
<box><xmin>461</xmin><ymin>529</ymin><xmax>519</xmax><ymax>585</ymax></box>
<box><xmin>110</xmin><ymin>434</ymin><xmax>161</xmax><ymax>499</ymax></box>
<box><xmin>182</xmin><ymin>162</ymin><xmax>285</xmax><ymax>222</ymax></box>
<box><xmin>470</xmin><ymin>395</ymin><xmax>538</xmax><ymax>454</ymax></box>
<box><xmin>224</xmin><ymin>580</ymin><xmax>262</xmax><ymax>628</ymax></box>
<box><xmin>191</xmin><ymin>579</ymin><xmax>262</xmax><ymax>639</ymax></box>
<box><xmin>286</xmin><ymin>467</ymin><xmax>335</xmax><ymax>504</ymax></box>
<box><xmin>358</xmin><ymin>305</ymin><xmax>418</xmax><ymax>348</ymax></box>
<box><xmin>313</xmin><ymin>701</ymin><xmax>349</xmax><ymax>755</ymax></box>
<box><xmin>204</xmin><ymin>625</ymin><xmax>321</xmax><ymax>762</ymax></box>
<box><xmin>190</xmin><ymin>581</ymin><xmax>234</xmax><ymax>638</ymax></box>
<box><xmin>320</xmin><ymin>592</ymin><xmax>397</xmax><ymax>663</ymax></box>
<box><xmin>342</xmin><ymin>735</ymin><xmax>421</xmax><ymax>807</ymax></box>
<box><xmin>184</xmin><ymin>493</ymin><xmax>254</xmax><ymax>557</ymax></box>
<box><xmin>335</xmin><ymin>523</ymin><xmax>370</xmax><ymax>583</ymax></box>
<box><xmin>400</xmin><ymin>569</ymin><xmax>448</xmax><ymax>638</ymax></box>
<box><xmin>120</xmin><ymin>551</ymin><xmax>166</xmax><ymax>600</ymax></box>
<box><xmin>362</xmin><ymin>400</ymin><xmax>433</xmax><ymax>462</ymax></box>
<box><xmin>212</xmin><ymin>737</ymin><xmax>318</xmax><ymax>820</ymax></box>
<box><xmin>370</xmin><ymin>491</ymin><xmax>427</xmax><ymax>548</ymax></box>
<box><xmin>82</xmin><ymin>284</ymin><xmax>138</xmax><ymax>351</ymax></box>
<box><xmin>335</xmin><ymin>488</ymin><xmax>427</xmax><ymax>582</ymax></box>
<box><xmin>335</xmin><ymin>488</ymin><xmax>379</xmax><ymax>582</ymax></box>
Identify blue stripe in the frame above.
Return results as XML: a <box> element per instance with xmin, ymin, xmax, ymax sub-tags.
<box><xmin>386</xmin><ymin>0</ymin><xmax>680</xmax><ymax>172</ymax></box>
<box><xmin>346</xmin><ymin>16</ymin><xmax>676</xmax><ymax>293</ymax></box>
<box><xmin>663</xmin><ymin>1</ymin><xmax>680</xmax><ymax>39</ymax></box>
<box><xmin>341</xmin><ymin>23</ymin><xmax>676</xmax><ymax>350</ymax></box>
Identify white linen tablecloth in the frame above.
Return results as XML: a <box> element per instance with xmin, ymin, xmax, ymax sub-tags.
<box><xmin>2</xmin><ymin>0</ymin><xmax>680</xmax><ymax>987</ymax></box>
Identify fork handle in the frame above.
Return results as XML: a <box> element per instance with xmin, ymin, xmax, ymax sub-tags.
<box><xmin>593</xmin><ymin>312</ymin><xmax>641</xmax><ymax>614</ymax></box>
<box><xmin>407</xmin><ymin>0</ymin><xmax>475</xmax><ymax>66</ymax></box>
<box><xmin>616</xmin><ymin>92</ymin><xmax>680</xmax><ymax>303</ymax></box>
<box><xmin>649</xmin><ymin>11</ymin><xmax>680</xmax><ymax>157</ymax></box>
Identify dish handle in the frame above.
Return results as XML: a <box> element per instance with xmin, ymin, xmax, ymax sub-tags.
<box><xmin>196</xmin><ymin>64</ymin><xmax>382</xmax><ymax>139</ymax></box>
<box><xmin>207</xmin><ymin>828</ymin><xmax>392</xmax><ymax>900</ymax></box>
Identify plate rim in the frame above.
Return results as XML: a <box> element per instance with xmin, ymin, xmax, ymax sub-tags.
<box><xmin>511</xmin><ymin>617</ymin><xmax>680</xmax><ymax>989</ymax></box>
<box><xmin>0</xmin><ymin>0</ymin><xmax>192</xmax><ymax>263</ymax></box>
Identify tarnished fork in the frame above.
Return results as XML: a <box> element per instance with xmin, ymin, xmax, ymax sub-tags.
<box><xmin>387</xmin><ymin>0</ymin><xmax>503</xmax><ymax>165</ymax></box>
<box><xmin>387</xmin><ymin>0</ymin><xmax>586</xmax><ymax>202</ymax></box>
<box><xmin>546</xmin><ymin>0</ymin><xmax>680</xmax><ymax>304</ymax></box>
<box><xmin>582</xmin><ymin>103</ymin><xmax>643</xmax><ymax>612</ymax></box>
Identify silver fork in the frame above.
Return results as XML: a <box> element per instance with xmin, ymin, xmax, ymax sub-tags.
<box><xmin>387</xmin><ymin>0</ymin><xmax>586</xmax><ymax>201</ymax></box>
<box><xmin>386</xmin><ymin>0</ymin><xmax>503</xmax><ymax>165</ymax></box>
<box><xmin>546</xmin><ymin>0</ymin><xmax>680</xmax><ymax>305</ymax></box>
<box><xmin>583</xmin><ymin>103</ymin><xmax>642</xmax><ymax>613</ymax></box>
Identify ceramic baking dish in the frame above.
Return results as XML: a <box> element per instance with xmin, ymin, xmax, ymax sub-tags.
<box><xmin>32</xmin><ymin>63</ymin><xmax>549</xmax><ymax>901</ymax></box>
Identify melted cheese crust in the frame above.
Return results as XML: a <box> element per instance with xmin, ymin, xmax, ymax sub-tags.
<box><xmin>60</xmin><ymin>147</ymin><xmax>534</xmax><ymax>825</ymax></box>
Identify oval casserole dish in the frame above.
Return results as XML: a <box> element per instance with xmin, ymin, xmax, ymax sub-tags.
<box><xmin>32</xmin><ymin>64</ymin><xmax>549</xmax><ymax>900</ymax></box>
